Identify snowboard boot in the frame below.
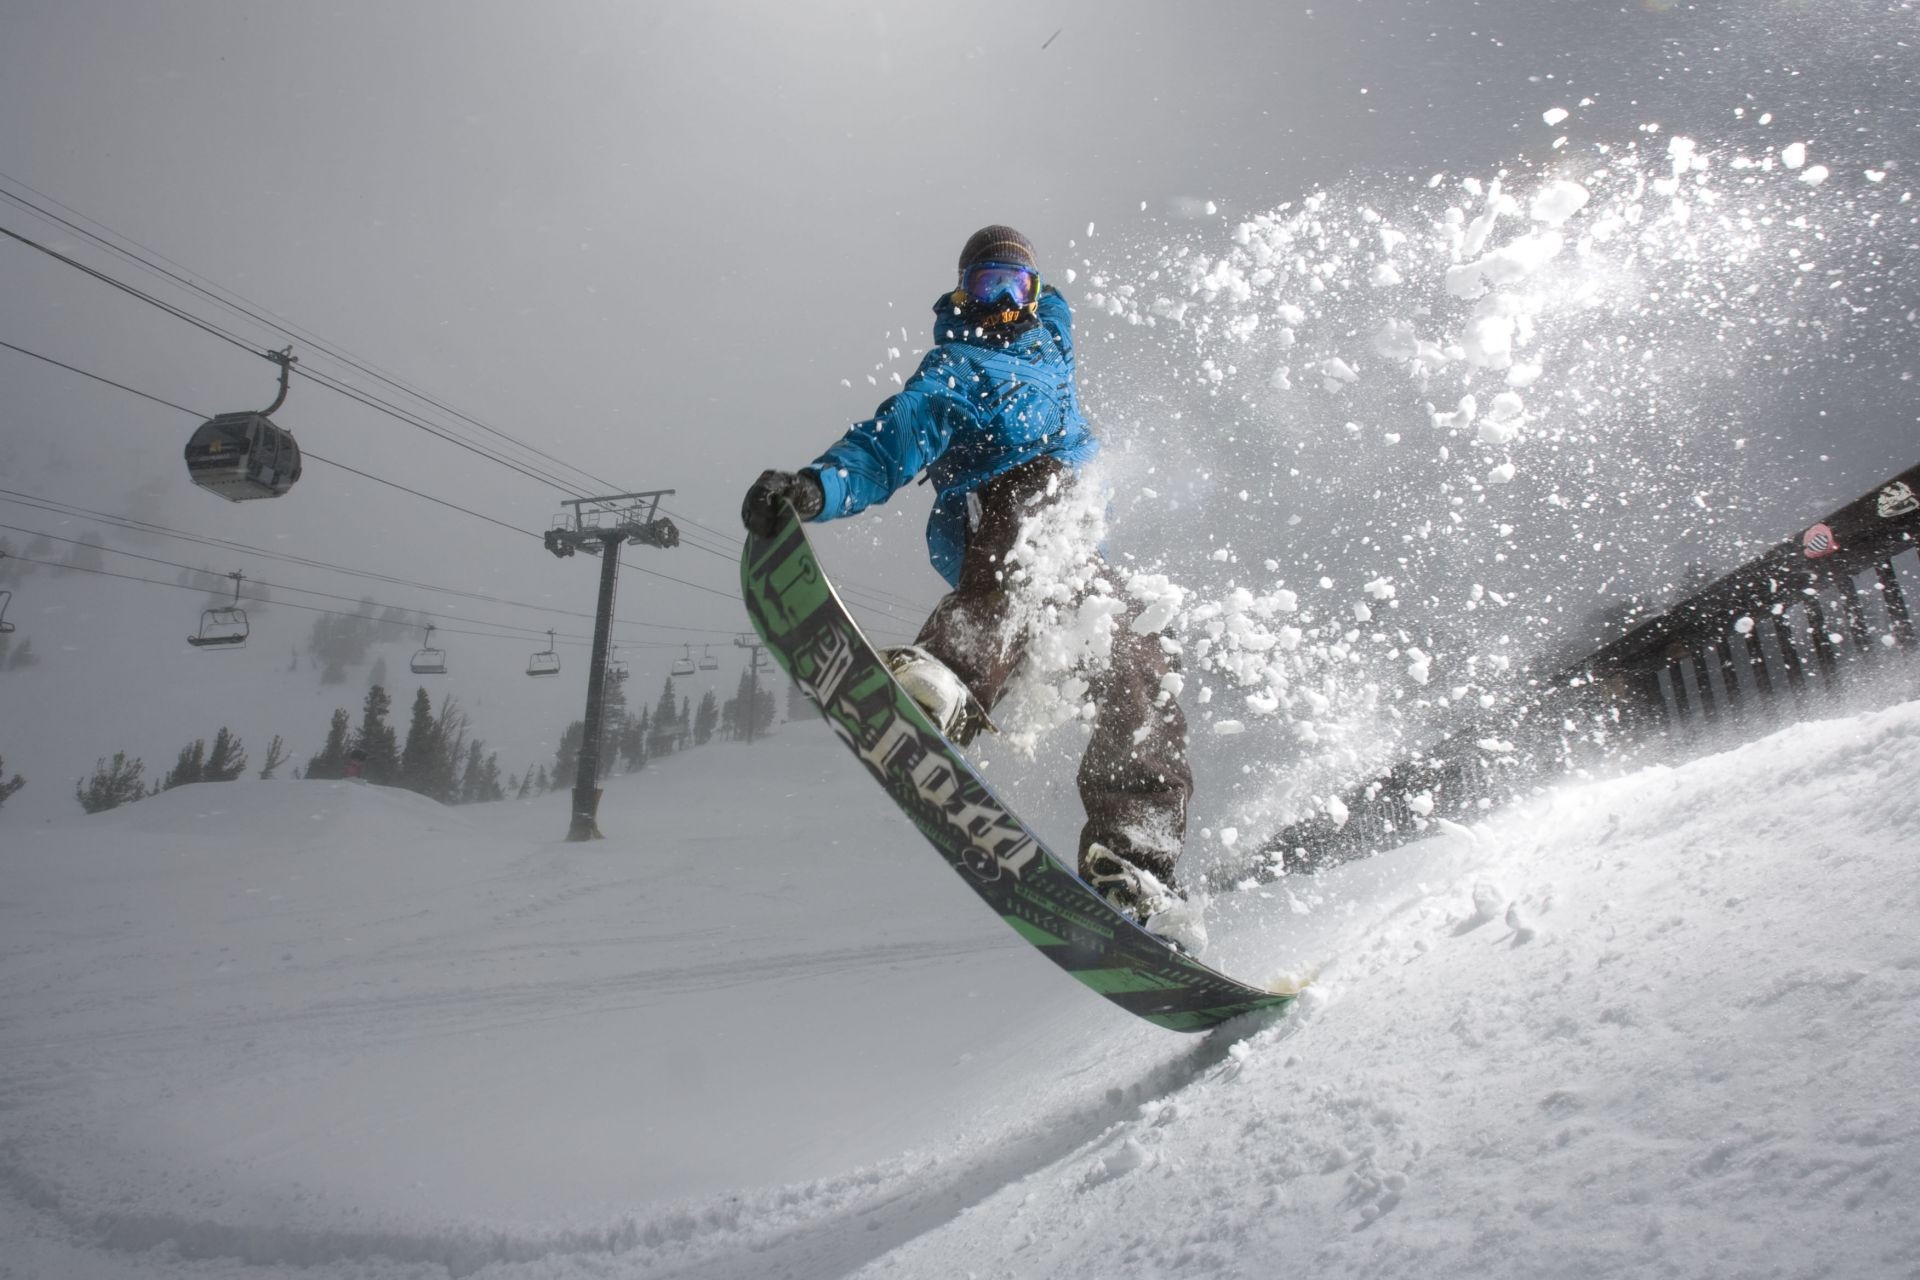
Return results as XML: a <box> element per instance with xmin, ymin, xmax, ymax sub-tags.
<box><xmin>1081</xmin><ymin>842</ymin><xmax>1209</xmax><ymax>954</ymax></box>
<box><xmin>882</xmin><ymin>645</ymin><xmax>992</xmax><ymax>745</ymax></box>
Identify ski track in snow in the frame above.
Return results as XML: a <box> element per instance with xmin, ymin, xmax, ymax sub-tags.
<box><xmin>2</xmin><ymin>693</ymin><xmax>1919</xmax><ymax>1277</ymax></box>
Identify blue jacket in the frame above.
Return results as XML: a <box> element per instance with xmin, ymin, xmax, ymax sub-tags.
<box><xmin>806</xmin><ymin>286</ymin><xmax>1099</xmax><ymax>587</ymax></box>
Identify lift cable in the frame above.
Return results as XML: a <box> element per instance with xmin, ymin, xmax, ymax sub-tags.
<box><xmin>0</xmin><ymin>184</ymin><xmax>928</xmax><ymax>613</ymax></box>
<box><xmin>0</xmin><ymin>491</ymin><xmax>748</xmax><ymax>642</ymax></box>
<box><xmin>0</xmin><ymin>178</ymin><xmax>619</xmax><ymax>497</ymax></box>
<box><xmin>0</xmin><ymin>337</ymin><xmax>751</xmax><ymax>607</ymax></box>
<box><xmin>0</xmin><ymin>180</ymin><xmax>929</xmax><ymax>610</ymax></box>
<box><xmin>3</xmin><ymin>223</ymin><xmax>595</xmax><ymax>496</ymax></box>
<box><xmin>0</xmin><ymin>239</ymin><xmax>923</xmax><ymax>615</ymax></box>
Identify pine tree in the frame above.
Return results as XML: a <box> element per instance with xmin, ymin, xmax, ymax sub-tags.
<box><xmin>514</xmin><ymin>769</ymin><xmax>531</xmax><ymax>800</ymax></box>
<box><xmin>694</xmin><ymin>690</ymin><xmax>718</xmax><ymax>746</ymax></box>
<box><xmin>354</xmin><ymin>684</ymin><xmax>398</xmax><ymax>783</ymax></box>
<box><xmin>0</xmin><ymin>755</ymin><xmax>24</xmax><ymax>810</ymax></box>
<box><xmin>621</xmin><ymin>705</ymin><xmax>650</xmax><ymax>772</ymax></box>
<box><xmin>399</xmin><ymin>687</ymin><xmax>444</xmax><ymax>798</ymax></box>
<box><xmin>554</xmin><ymin>718</ymin><xmax>583</xmax><ymax>785</ymax></box>
<box><xmin>535</xmin><ymin>764</ymin><xmax>551</xmax><ymax>793</ymax></box>
<box><xmin>204</xmin><ymin>727</ymin><xmax>248</xmax><ymax>781</ymax></box>
<box><xmin>650</xmin><ymin>676</ymin><xmax>679</xmax><ymax>757</ymax></box>
<box><xmin>457</xmin><ymin>740</ymin><xmax>503</xmax><ymax>804</ymax></box>
<box><xmin>76</xmin><ymin>752</ymin><xmax>146</xmax><ymax>813</ymax></box>
<box><xmin>725</xmin><ymin>668</ymin><xmax>754</xmax><ymax>740</ymax></box>
<box><xmin>479</xmin><ymin>750</ymin><xmax>503</xmax><ymax>802</ymax></box>
<box><xmin>257</xmin><ymin>734</ymin><xmax>289</xmax><ymax>780</ymax></box>
<box><xmin>431</xmin><ymin>698</ymin><xmax>468</xmax><ymax>802</ymax></box>
<box><xmin>7</xmin><ymin>636</ymin><xmax>38</xmax><ymax>670</ymax></box>
<box><xmin>306</xmin><ymin>708</ymin><xmax>352</xmax><ymax>779</ymax></box>
<box><xmin>163</xmin><ymin>739</ymin><xmax>207</xmax><ymax>790</ymax></box>
<box><xmin>679</xmin><ymin>696</ymin><xmax>692</xmax><ymax>750</ymax></box>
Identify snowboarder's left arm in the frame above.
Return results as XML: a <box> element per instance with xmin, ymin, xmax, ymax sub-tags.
<box><xmin>806</xmin><ymin>349</ymin><xmax>978</xmax><ymax>521</ymax></box>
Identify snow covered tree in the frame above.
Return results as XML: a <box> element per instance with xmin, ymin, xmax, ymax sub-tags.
<box><xmin>354</xmin><ymin>684</ymin><xmax>398</xmax><ymax>784</ymax></box>
<box><xmin>724</xmin><ymin>669</ymin><xmax>775</xmax><ymax>741</ymax></box>
<box><xmin>257</xmin><ymin>734</ymin><xmax>289</xmax><ymax>780</ymax></box>
<box><xmin>649</xmin><ymin>677</ymin><xmax>679</xmax><ymax>758</ymax></box>
<box><xmin>0</xmin><ymin>755</ymin><xmax>23</xmax><ymax>810</ymax></box>
<box><xmin>534</xmin><ymin>764</ymin><xmax>551</xmax><ymax>793</ymax></box>
<box><xmin>76</xmin><ymin>751</ymin><xmax>146</xmax><ymax>813</ymax></box>
<box><xmin>6</xmin><ymin>636</ymin><xmax>38</xmax><ymax>670</ymax></box>
<box><xmin>203</xmin><ymin>727</ymin><xmax>247</xmax><ymax>781</ymax></box>
<box><xmin>163</xmin><ymin>739</ymin><xmax>207</xmax><ymax>790</ymax></box>
<box><xmin>306</xmin><ymin>708</ymin><xmax>352</xmax><ymax>779</ymax></box>
<box><xmin>457</xmin><ymin>741</ymin><xmax>504</xmax><ymax>804</ymax></box>
<box><xmin>693</xmin><ymin>690</ymin><xmax>719</xmax><ymax>746</ymax></box>
<box><xmin>619</xmin><ymin>705</ymin><xmax>650</xmax><ymax>773</ymax></box>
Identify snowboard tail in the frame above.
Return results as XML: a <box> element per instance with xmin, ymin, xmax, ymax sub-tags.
<box><xmin>741</xmin><ymin>504</ymin><xmax>1296</xmax><ymax>1033</ymax></box>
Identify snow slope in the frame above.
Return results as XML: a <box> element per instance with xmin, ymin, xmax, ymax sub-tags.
<box><xmin>2</xmin><ymin>695</ymin><xmax>1918</xmax><ymax>1278</ymax></box>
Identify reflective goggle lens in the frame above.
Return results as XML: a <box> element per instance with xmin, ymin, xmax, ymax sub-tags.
<box><xmin>961</xmin><ymin>262</ymin><xmax>1038</xmax><ymax>308</ymax></box>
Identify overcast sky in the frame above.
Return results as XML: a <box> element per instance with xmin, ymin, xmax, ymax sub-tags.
<box><xmin>1</xmin><ymin>0</ymin><xmax>1914</xmax><ymax>717</ymax></box>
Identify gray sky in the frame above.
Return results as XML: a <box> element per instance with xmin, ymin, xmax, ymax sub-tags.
<box><xmin>1</xmin><ymin>0</ymin><xmax>1914</xmax><ymax>782</ymax></box>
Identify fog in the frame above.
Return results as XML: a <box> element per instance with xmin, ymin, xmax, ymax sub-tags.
<box><xmin>1</xmin><ymin>0</ymin><xmax>1914</xmax><ymax>827</ymax></box>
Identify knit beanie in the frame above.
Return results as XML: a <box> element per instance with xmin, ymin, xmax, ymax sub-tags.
<box><xmin>957</xmin><ymin>225</ymin><xmax>1038</xmax><ymax>274</ymax></box>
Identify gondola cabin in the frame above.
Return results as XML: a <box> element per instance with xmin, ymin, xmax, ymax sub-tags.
<box><xmin>184</xmin><ymin>411</ymin><xmax>302</xmax><ymax>501</ymax></box>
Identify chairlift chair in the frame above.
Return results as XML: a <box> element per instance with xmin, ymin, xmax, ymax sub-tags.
<box><xmin>184</xmin><ymin>349</ymin><xmax>303</xmax><ymax>501</ymax></box>
<box><xmin>671</xmin><ymin>643</ymin><xmax>696</xmax><ymax>678</ymax></box>
<box><xmin>410</xmin><ymin>623</ymin><xmax>449</xmax><ymax>675</ymax></box>
<box><xmin>527</xmin><ymin>629</ymin><xmax>561</xmax><ymax>678</ymax></box>
<box><xmin>606</xmin><ymin>646</ymin><xmax>630</xmax><ymax>682</ymax></box>
<box><xmin>698</xmin><ymin>645</ymin><xmax>719</xmax><ymax>671</ymax></box>
<box><xmin>0</xmin><ymin>588</ymin><xmax>13</xmax><ymax>635</ymax></box>
<box><xmin>187</xmin><ymin>571</ymin><xmax>249</xmax><ymax>648</ymax></box>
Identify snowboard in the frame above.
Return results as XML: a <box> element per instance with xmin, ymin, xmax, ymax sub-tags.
<box><xmin>740</xmin><ymin>501</ymin><xmax>1299</xmax><ymax>1033</ymax></box>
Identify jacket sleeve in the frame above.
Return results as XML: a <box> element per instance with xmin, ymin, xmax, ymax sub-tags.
<box><xmin>805</xmin><ymin>349</ymin><xmax>978</xmax><ymax>522</ymax></box>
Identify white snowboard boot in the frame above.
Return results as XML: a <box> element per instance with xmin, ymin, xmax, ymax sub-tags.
<box><xmin>882</xmin><ymin>645</ymin><xmax>976</xmax><ymax>742</ymax></box>
<box><xmin>1082</xmin><ymin>842</ymin><xmax>1210</xmax><ymax>954</ymax></box>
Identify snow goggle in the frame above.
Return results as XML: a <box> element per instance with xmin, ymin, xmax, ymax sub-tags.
<box><xmin>960</xmin><ymin>261</ymin><xmax>1039</xmax><ymax>309</ymax></box>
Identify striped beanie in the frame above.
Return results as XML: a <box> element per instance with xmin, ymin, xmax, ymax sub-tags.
<box><xmin>957</xmin><ymin>225</ymin><xmax>1038</xmax><ymax>274</ymax></box>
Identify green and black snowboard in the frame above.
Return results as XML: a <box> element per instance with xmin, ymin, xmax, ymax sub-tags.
<box><xmin>741</xmin><ymin>502</ymin><xmax>1299</xmax><ymax>1033</ymax></box>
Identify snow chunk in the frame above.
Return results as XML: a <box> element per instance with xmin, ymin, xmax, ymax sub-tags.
<box><xmin>1212</xmin><ymin>719</ymin><xmax>1247</xmax><ymax>736</ymax></box>
<box><xmin>1529</xmin><ymin>179</ymin><xmax>1589</xmax><ymax>226</ymax></box>
<box><xmin>1781</xmin><ymin>142</ymin><xmax>1807</xmax><ymax>170</ymax></box>
<box><xmin>1127</xmin><ymin>573</ymin><xmax>1185</xmax><ymax>635</ymax></box>
<box><xmin>1487</xmin><ymin>462</ymin><xmax>1517</xmax><ymax>485</ymax></box>
<box><xmin>1542</xmin><ymin>107</ymin><xmax>1570</xmax><ymax>127</ymax></box>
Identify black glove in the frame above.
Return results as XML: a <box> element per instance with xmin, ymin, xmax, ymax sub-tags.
<box><xmin>742</xmin><ymin>468</ymin><xmax>825</xmax><ymax>537</ymax></box>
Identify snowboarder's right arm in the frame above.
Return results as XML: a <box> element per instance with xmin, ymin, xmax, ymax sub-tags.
<box><xmin>804</xmin><ymin>349</ymin><xmax>978</xmax><ymax>522</ymax></box>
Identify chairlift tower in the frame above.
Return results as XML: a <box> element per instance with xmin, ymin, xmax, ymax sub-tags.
<box><xmin>734</xmin><ymin>633</ymin><xmax>771</xmax><ymax>743</ymax></box>
<box><xmin>545</xmin><ymin>490</ymin><xmax>679</xmax><ymax>841</ymax></box>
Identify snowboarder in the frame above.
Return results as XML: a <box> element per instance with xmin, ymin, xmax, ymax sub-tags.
<box><xmin>742</xmin><ymin>225</ymin><xmax>1197</xmax><ymax>936</ymax></box>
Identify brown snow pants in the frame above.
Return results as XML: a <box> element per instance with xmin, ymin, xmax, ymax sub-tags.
<box><xmin>915</xmin><ymin>457</ymin><xmax>1193</xmax><ymax>885</ymax></box>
